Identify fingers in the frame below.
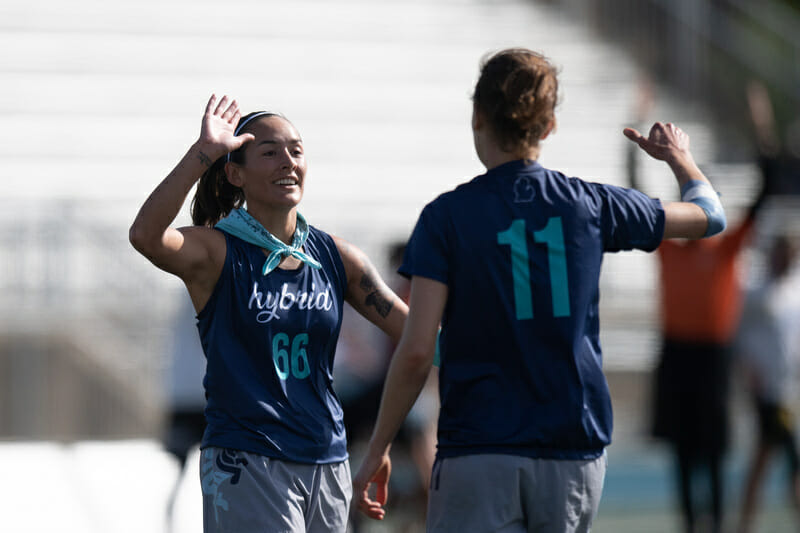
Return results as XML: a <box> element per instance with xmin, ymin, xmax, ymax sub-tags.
<box><xmin>206</xmin><ymin>94</ymin><xmax>241</xmax><ymax>124</ymax></box>
<box><xmin>648</xmin><ymin>122</ymin><xmax>662</xmax><ymax>136</ymax></box>
<box><xmin>649</xmin><ymin>122</ymin><xmax>683</xmax><ymax>139</ymax></box>
<box><xmin>237</xmin><ymin>132</ymin><xmax>256</xmax><ymax>144</ymax></box>
<box><xmin>634</xmin><ymin>122</ymin><xmax>685</xmax><ymax>147</ymax></box>
<box><xmin>353</xmin><ymin>466</ymin><xmax>389</xmax><ymax>520</ymax></box>
<box><xmin>623</xmin><ymin>127</ymin><xmax>643</xmax><ymax>142</ymax></box>
<box><xmin>214</xmin><ymin>95</ymin><xmax>231</xmax><ymax>116</ymax></box>
<box><xmin>221</xmin><ymin>99</ymin><xmax>240</xmax><ymax>122</ymax></box>
<box><xmin>360</xmin><ymin>502</ymin><xmax>386</xmax><ymax>520</ymax></box>
<box><xmin>375</xmin><ymin>478</ymin><xmax>389</xmax><ymax>506</ymax></box>
<box><xmin>625</xmin><ymin>123</ymin><xmax>685</xmax><ymax>147</ymax></box>
<box><xmin>356</xmin><ymin>486</ymin><xmax>387</xmax><ymax>520</ymax></box>
<box><xmin>205</xmin><ymin>94</ymin><xmax>218</xmax><ymax>115</ymax></box>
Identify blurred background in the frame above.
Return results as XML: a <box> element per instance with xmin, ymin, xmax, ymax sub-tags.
<box><xmin>2</xmin><ymin>0</ymin><xmax>800</xmax><ymax>531</ymax></box>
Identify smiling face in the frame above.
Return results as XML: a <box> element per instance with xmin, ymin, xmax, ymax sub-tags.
<box><xmin>226</xmin><ymin>115</ymin><xmax>307</xmax><ymax>212</ymax></box>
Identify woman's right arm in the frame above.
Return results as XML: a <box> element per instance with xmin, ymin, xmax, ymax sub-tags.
<box><xmin>129</xmin><ymin>95</ymin><xmax>253</xmax><ymax>304</ymax></box>
<box><xmin>623</xmin><ymin>122</ymin><xmax>726</xmax><ymax>240</ymax></box>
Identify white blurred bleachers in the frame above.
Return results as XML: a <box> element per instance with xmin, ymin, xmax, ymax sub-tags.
<box><xmin>0</xmin><ymin>1</ymin><xmax>764</xmax><ymax>530</ymax></box>
<box><xmin>1</xmin><ymin>0</ymin><xmax>757</xmax><ymax>379</ymax></box>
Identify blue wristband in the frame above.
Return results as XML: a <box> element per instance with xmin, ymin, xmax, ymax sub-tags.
<box><xmin>680</xmin><ymin>180</ymin><xmax>727</xmax><ymax>237</ymax></box>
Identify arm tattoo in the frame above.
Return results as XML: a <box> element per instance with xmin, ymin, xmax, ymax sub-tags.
<box><xmin>359</xmin><ymin>269</ymin><xmax>394</xmax><ymax>318</ymax></box>
<box><xmin>196</xmin><ymin>150</ymin><xmax>214</xmax><ymax>168</ymax></box>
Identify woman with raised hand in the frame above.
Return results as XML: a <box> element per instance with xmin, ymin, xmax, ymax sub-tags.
<box><xmin>130</xmin><ymin>95</ymin><xmax>407</xmax><ymax>533</ymax></box>
<box><xmin>353</xmin><ymin>48</ymin><xmax>726</xmax><ymax>532</ymax></box>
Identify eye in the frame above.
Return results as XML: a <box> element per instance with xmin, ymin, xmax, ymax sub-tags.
<box><xmin>263</xmin><ymin>150</ymin><xmax>276</xmax><ymax>157</ymax></box>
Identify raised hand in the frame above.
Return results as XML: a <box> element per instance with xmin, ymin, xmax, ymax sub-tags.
<box><xmin>623</xmin><ymin>122</ymin><xmax>708</xmax><ymax>191</ymax></box>
<box><xmin>623</xmin><ymin>122</ymin><xmax>692</xmax><ymax>164</ymax></box>
<box><xmin>197</xmin><ymin>94</ymin><xmax>255</xmax><ymax>162</ymax></box>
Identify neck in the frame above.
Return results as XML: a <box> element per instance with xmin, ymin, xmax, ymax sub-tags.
<box><xmin>245</xmin><ymin>205</ymin><xmax>297</xmax><ymax>245</ymax></box>
<box><xmin>482</xmin><ymin>147</ymin><xmax>540</xmax><ymax>170</ymax></box>
<box><xmin>476</xmin><ymin>132</ymin><xmax>540</xmax><ymax>170</ymax></box>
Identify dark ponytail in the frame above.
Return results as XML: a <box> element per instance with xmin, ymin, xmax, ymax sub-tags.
<box><xmin>190</xmin><ymin>155</ymin><xmax>245</xmax><ymax>227</ymax></box>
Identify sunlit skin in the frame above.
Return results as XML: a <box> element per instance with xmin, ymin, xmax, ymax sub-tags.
<box><xmin>225</xmin><ymin>116</ymin><xmax>307</xmax><ymax>241</ymax></box>
<box><xmin>130</xmin><ymin>95</ymin><xmax>409</xmax><ymax>329</ymax></box>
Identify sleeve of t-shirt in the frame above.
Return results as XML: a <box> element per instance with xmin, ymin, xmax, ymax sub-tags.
<box><xmin>597</xmin><ymin>183</ymin><xmax>665</xmax><ymax>252</ymax></box>
<box><xmin>398</xmin><ymin>199</ymin><xmax>450</xmax><ymax>284</ymax></box>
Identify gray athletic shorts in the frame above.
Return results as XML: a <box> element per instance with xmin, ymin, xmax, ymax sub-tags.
<box><xmin>427</xmin><ymin>452</ymin><xmax>607</xmax><ymax>533</ymax></box>
<box><xmin>200</xmin><ymin>447</ymin><xmax>351</xmax><ymax>533</ymax></box>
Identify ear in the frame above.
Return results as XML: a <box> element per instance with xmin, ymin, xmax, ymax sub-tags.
<box><xmin>225</xmin><ymin>161</ymin><xmax>244</xmax><ymax>188</ymax></box>
<box><xmin>540</xmin><ymin>118</ymin><xmax>556</xmax><ymax>140</ymax></box>
<box><xmin>472</xmin><ymin>105</ymin><xmax>483</xmax><ymax>131</ymax></box>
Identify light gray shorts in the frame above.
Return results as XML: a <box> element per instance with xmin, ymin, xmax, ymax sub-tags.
<box><xmin>200</xmin><ymin>447</ymin><xmax>351</xmax><ymax>533</ymax></box>
<box><xmin>426</xmin><ymin>452</ymin><xmax>607</xmax><ymax>533</ymax></box>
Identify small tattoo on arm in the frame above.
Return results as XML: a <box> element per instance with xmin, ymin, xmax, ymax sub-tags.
<box><xmin>197</xmin><ymin>150</ymin><xmax>213</xmax><ymax>168</ymax></box>
<box><xmin>359</xmin><ymin>273</ymin><xmax>377</xmax><ymax>294</ymax></box>
<box><xmin>359</xmin><ymin>270</ymin><xmax>394</xmax><ymax>318</ymax></box>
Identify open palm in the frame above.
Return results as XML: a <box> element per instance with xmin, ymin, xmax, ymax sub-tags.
<box><xmin>198</xmin><ymin>94</ymin><xmax>254</xmax><ymax>158</ymax></box>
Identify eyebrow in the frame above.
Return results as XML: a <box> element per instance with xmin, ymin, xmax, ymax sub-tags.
<box><xmin>257</xmin><ymin>139</ymin><xmax>303</xmax><ymax>146</ymax></box>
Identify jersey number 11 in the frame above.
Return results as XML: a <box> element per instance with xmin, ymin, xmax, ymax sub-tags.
<box><xmin>497</xmin><ymin>216</ymin><xmax>570</xmax><ymax>320</ymax></box>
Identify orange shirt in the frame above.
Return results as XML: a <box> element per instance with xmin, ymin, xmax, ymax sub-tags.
<box><xmin>658</xmin><ymin>216</ymin><xmax>755</xmax><ymax>343</ymax></box>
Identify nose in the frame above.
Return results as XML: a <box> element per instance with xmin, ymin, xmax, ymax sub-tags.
<box><xmin>280</xmin><ymin>149</ymin><xmax>297</xmax><ymax>170</ymax></box>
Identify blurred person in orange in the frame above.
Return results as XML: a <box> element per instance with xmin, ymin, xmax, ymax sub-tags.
<box><xmin>629</xmin><ymin>81</ymin><xmax>769</xmax><ymax>533</ymax></box>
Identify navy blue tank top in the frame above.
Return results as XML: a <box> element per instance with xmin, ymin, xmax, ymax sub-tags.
<box><xmin>198</xmin><ymin>226</ymin><xmax>348</xmax><ymax>464</ymax></box>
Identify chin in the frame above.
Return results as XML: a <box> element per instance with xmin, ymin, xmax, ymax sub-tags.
<box><xmin>275</xmin><ymin>194</ymin><xmax>303</xmax><ymax>209</ymax></box>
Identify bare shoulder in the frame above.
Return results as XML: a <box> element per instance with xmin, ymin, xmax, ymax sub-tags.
<box><xmin>331</xmin><ymin>234</ymin><xmax>372</xmax><ymax>286</ymax></box>
<box><xmin>173</xmin><ymin>225</ymin><xmax>228</xmax><ymax>308</ymax></box>
<box><xmin>171</xmin><ymin>224</ymin><xmax>227</xmax><ymax>279</ymax></box>
<box><xmin>178</xmin><ymin>223</ymin><xmax>226</xmax><ymax>242</ymax></box>
<box><xmin>177</xmin><ymin>224</ymin><xmax>227</xmax><ymax>257</ymax></box>
<box><xmin>332</xmin><ymin>234</ymin><xmax>364</xmax><ymax>266</ymax></box>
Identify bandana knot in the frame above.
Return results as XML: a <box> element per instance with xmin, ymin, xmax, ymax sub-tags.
<box><xmin>215</xmin><ymin>209</ymin><xmax>322</xmax><ymax>275</ymax></box>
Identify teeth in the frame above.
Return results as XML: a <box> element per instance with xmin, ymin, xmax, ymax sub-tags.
<box><xmin>274</xmin><ymin>179</ymin><xmax>297</xmax><ymax>185</ymax></box>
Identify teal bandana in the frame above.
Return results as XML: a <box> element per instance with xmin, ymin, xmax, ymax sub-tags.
<box><xmin>215</xmin><ymin>208</ymin><xmax>322</xmax><ymax>275</ymax></box>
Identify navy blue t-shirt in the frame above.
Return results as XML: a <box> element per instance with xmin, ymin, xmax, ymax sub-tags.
<box><xmin>401</xmin><ymin>160</ymin><xmax>665</xmax><ymax>459</ymax></box>
<box><xmin>198</xmin><ymin>226</ymin><xmax>348</xmax><ymax>464</ymax></box>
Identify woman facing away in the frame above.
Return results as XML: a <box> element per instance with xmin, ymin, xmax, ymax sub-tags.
<box><xmin>353</xmin><ymin>48</ymin><xmax>727</xmax><ymax>532</ymax></box>
<box><xmin>129</xmin><ymin>95</ymin><xmax>408</xmax><ymax>533</ymax></box>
